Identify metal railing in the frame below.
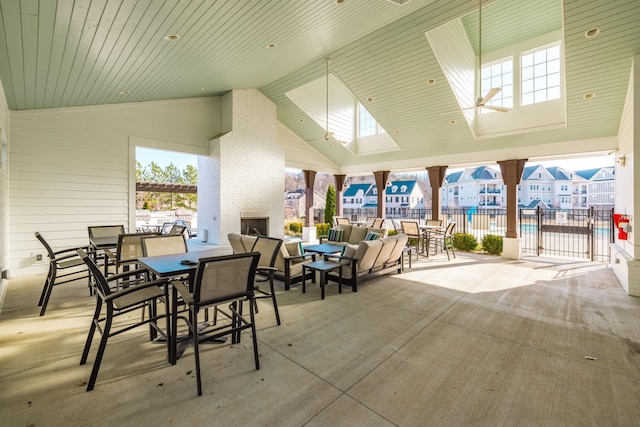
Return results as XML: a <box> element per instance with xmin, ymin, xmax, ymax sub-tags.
<box><xmin>312</xmin><ymin>206</ymin><xmax>613</xmax><ymax>262</ymax></box>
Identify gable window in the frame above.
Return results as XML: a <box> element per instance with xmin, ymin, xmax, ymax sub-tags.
<box><xmin>358</xmin><ymin>103</ymin><xmax>385</xmax><ymax>137</ymax></box>
<box><xmin>481</xmin><ymin>58</ymin><xmax>513</xmax><ymax>111</ymax></box>
<box><xmin>521</xmin><ymin>43</ymin><xmax>561</xmax><ymax>106</ymax></box>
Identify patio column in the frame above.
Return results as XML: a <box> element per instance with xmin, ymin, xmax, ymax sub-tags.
<box><xmin>373</xmin><ymin>171</ymin><xmax>390</xmax><ymax>218</ymax></box>
<box><xmin>303</xmin><ymin>170</ymin><xmax>316</xmax><ymax>227</ymax></box>
<box><xmin>426</xmin><ymin>166</ymin><xmax>447</xmax><ymax>220</ymax></box>
<box><xmin>334</xmin><ymin>174</ymin><xmax>346</xmax><ymax>217</ymax></box>
<box><xmin>498</xmin><ymin>159</ymin><xmax>528</xmax><ymax>259</ymax></box>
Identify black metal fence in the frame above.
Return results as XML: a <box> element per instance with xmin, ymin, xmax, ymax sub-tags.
<box><xmin>313</xmin><ymin>206</ymin><xmax>613</xmax><ymax>262</ymax></box>
<box><xmin>520</xmin><ymin>207</ymin><xmax>613</xmax><ymax>262</ymax></box>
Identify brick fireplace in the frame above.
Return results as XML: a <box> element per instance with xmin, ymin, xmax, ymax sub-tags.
<box><xmin>197</xmin><ymin>89</ymin><xmax>285</xmax><ymax>244</ymax></box>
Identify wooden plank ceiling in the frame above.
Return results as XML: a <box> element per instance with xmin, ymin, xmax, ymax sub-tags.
<box><xmin>1</xmin><ymin>0</ymin><xmax>639</xmax><ymax>172</ymax></box>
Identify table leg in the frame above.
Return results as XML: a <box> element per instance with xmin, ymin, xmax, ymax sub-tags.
<box><xmin>320</xmin><ymin>271</ymin><xmax>325</xmax><ymax>299</ymax></box>
<box><xmin>170</xmin><ymin>285</ymin><xmax>178</xmax><ymax>364</ymax></box>
<box><xmin>338</xmin><ymin>265</ymin><xmax>342</xmax><ymax>293</ymax></box>
<box><xmin>302</xmin><ymin>266</ymin><xmax>307</xmax><ymax>293</ymax></box>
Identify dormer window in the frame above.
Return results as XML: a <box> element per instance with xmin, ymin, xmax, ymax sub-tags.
<box><xmin>358</xmin><ymin>103</ymin><xmax>385</xmax><ymax>137</ymax></box>
<box><xmin>391</xmin><ymin>185</ymin><xmax>398</xmax><ymax>193</ymax></box>
<box><xmin>400</xmin><ymin>185</ymin><xmax>408</xmax><ymax>192</ymax></box>
<box><xmin>521</xmin><ymin>43</ymin><xmax>561</xmax><ymax>105</ymax></box>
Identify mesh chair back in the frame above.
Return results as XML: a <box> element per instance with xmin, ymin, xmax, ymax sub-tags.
<box><xmin>400</xmin><ymin>221</ymin><xmax>420</xmax><ymax>237</ymax></box>
<box><xmin>117</xmin><ymin>233</ymin><xmax>157</xmax><ymax>263</ymax></box>
<box><xmin>371</xmin><ymin>218</ymin><xmax>385</xmax><ymax>228</ymax></box>
<box><xmin>142</xmin><ymin>235</ymin><xmax>188</xmax><ymax>256</ymax></box>
<box><xmin>88</xmin><ymin>225</ymin><xmax>125</xmax><ymax>239</ymax></box>
<box><xmin>194</xmin><ymin>253</ymin><xmax>259</xmax><ymax>305</ymax></box>
<box><xmin>168</xmin><ymin>224</ymin><xmax>186</xmax><ymax>235</ymax></box>
<box><xmin>426</xmin><ymin>219</ymin><xmax>443</xmax><ymax>227</ymax></box>
<box><xmin>335</xmin><ymin>217</ymin><xmax>350</xmax><ymax>226</ymax></box>
<box><xmin>250</xmin><ymin>236</ymin><xmax>283</xmax><ymax>268</ymax></box>
<box><xmin>444</xmin><ymin>222</ymin><xmax>456</xmax><ymax>235</ymax></box>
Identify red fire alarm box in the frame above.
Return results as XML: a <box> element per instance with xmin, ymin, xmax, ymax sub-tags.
<box><xmin>613</xmin><ymin>214</ymin><xmax>630</xmax><ymax>241</ymax></box>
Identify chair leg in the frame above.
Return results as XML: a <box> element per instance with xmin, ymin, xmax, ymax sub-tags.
<box><xmin>38</xmin><ymin>265</ymin><xmax>54</xmax><ymax>306</ymax></box>
<box><xmin>249</xmin><ymin>298</ymin><xmax>260</xmax><ymax>370</ymax></box>
<box><xmin>190</xmin><ymin>306</ymin><xmax>203</xmax><ymax>396</ymax></box>
<box><xmin>81</xmin><ymin>301</ymin><xmax>102</xmax><ymax>365</ymax></box>
<box><xmin>269</xmin><ymin>275</ymin><xmax>281</xmax><ymax>326</ymax></box>
<box><xmin>148</xmin><ymin>300</ymin><xmax>157</xmax><ymax>341</ymax></box>
<box><xmin>86</xmin><ymin>306</ymin><xmax>113</xmax><ymax>392</ymax></box>
<box><xmin>39</xmin><ymin>266</ymin><xmax>58</xmax><ymax>316</ymax></box>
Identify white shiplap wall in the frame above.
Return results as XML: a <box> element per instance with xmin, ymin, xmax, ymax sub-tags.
<box><xmin>0</xmin><ymin>79</ymin><xmax>9</xmax><ymax>302</ymax></box>
<box><xmin>611</xmin><ymin>56</ymin><xmax>639</xmax><ymax>296</ymax></box>
<box><xmin>9</xmin><ymin>97</ymin><xmax>220</xmax><ymax>277</ymax></box>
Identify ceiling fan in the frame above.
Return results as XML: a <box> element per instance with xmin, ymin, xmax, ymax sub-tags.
<box><xmin>441</xmin><ymin>0</ymin><xmax>510</xmax><ymax>115</ymax></box>
<box><xmin>305</xmin><ymin>58</ymin><xmax>347</xmax><ymax>145</ymax></box>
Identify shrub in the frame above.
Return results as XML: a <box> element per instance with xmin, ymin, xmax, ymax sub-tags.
<box><xmin>316</xmin><ymin>223</ymin><xmax>330</xmax><ymax>237</ymax></box>
<box><xmin>288</xmin><ymin>222</ymin><xmax>303</xmax><ymax>234</ymax></box>
<box><xmin>453</xmin><ymin>233</ymin><xmax>478</xmax><ymax>251</ymax></box>
<box><xmin>387</xmin><ymin>229</ymin><xmax>397</xmax><ymax>236</ymax></box>
<box><xmin>482</xmin><ymin>234</ymin><xmax>503</xmax><ymax>255</ymax></box>
<box><xmin>324</xmin><ymin>185</ymin><xmax>336</xmax><ymax>224</ymax></box>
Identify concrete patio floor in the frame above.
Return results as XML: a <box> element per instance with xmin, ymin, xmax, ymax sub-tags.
<box><xmin>1</xmin><ymin>252</ymin><xmax>639</xmax><ymax>426</ymax></box>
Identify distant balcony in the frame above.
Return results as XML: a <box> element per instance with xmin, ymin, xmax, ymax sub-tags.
<box><xmin>479</xmin><ymin>188</ymin><xmax>501</xmax><ymax>194</ymax></box>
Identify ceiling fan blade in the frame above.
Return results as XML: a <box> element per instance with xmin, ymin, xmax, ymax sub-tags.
<box><xmin>482</xmin><ymin>105</ymin><xmax>510</xmax><ymax>113</ymax></box>
<box><xmin>480</xmin><ymin>87</ymin><xmax>501</xmax><ymax>104</ymax></box>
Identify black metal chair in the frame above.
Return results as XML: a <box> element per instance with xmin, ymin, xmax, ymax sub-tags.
<box><xmin>35</xmin><ymin>232</ymin><xmax>91</xmax><ymax>316</ymax></box>
<box><xmin>250</xmin><ymin>236</ymin><xmax>283</xmax><ymax>326</ymax></box>
<box><xmin>400</xmin><ymin>221</ymin><xmax>421</xmax><ymax>260</ymax></box>
<box><xmin>104</xmin><ymin>232</ymin><xmax>157</xmax><ymax>288</ymax></box>
<box><xmin>172</xmin><ymin>252</ymin><xmax>261</xmax><ymax>396</ymax></box>
<box><xmin>429</xmin><ymin>222</ymin><xmax>457</xmax><ymax>261</ymax></box>
<box><xmin>141</xmin><ymin>234</ymin><xmax>188</xmax><ymax>257</ymax></box>
<box><xmin>77</xmin><ymin>249</ymin><xmax>170</xmax><ymax>392</ymax></box>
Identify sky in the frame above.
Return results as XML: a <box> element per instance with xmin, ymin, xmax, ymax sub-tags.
<box><xmin>136</xmin><ymin>147</ymin><xmax>197</xmax><ymax>171</ymax></box>
<box><xmin>139</xmin><ymin>146</ymin><xmax>615</xmax><ymax>174</ymax></box>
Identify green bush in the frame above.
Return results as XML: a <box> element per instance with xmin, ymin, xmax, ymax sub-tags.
<box><xmin>453</xmin><ymin>233</ymin><xmax>478</xmax><ymax>251</ymax></box>
<box><xmin>288</xmin><ymin>222</ymin><xmax>303</xmax><ymax>234</ymax></box>
<box><xmin>387</xmin><ymin>229</ymin><xmax>397</xmax><ymax>236</ymax></box>
<box><xmin>316</xmin><ymin>223</ymin><xmax>330</xmax><ymax>237</ymax></box>
<box><xmin>482</xmin><ymin>234</ymin><xmax>503</xmax><ymax>255</ymax></box>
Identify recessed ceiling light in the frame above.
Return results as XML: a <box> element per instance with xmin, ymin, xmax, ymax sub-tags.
<box><xmin>200</xmin><ymin>87</ymin><xmax>208</xmax><ymax>91</ymax></box>
<box><xmin>583</xmin><ymin>92</ymin><xmax>596</xmax><ymax>100</ymax></box>
<box><xmin>427</xmin><ymin>79</ymin><xmax>436</xmax><ymax>85</ymax></box>
<box><xmin>119</xmin><ymin>90</ymin><xmax>130</xmax><ymax>95</ymax></box>
<box><xmin>584</xmin><ymin>27</ymin><xmax>600</xmax><ymax>38</ymax></box>
<box><xmin>449</xmin><ymin>120</ymin><xmax>457</xmax><ymax>125</ymax></box>
<box><xmin>164</xmin><ymin>34</ymin><xmax>180</xmax><ymax>41</ymax></box>
<box><xmin>394</xmin><ymin>130</ymin><xmax>401</xmax><ymax>135</ymax></box>
<box><xmin>335</xmin><ymin>0</ymin><xmax>347</xmax><ymax>4</ymax></box>
<box><xmin>298</xmin><ymin>118</ymin><xmax>305</xmax><ymax>123</ymax></box>
<box><xmin>266</xmin><ymin>43</ymin><xmax>276</xmax><ymax>49</ymax></box>
<box><xmin>367</xmin><ymin>97</ymin><xmax>374</xmax><ymax>103</ymax></box>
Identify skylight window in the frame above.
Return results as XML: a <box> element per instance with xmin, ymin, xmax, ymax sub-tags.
<box><xmin>481</xmin><ymin>58</ymin><xmax>513</xmax><ymax>111</ymax></box>
<box><xmin>358</xmin><ymin>103</ymin><xmax>385</xmax><ymax>137</ymax></box>
<box><xmin>521</xmin><ymin>43</ymin><xmax>561</xmax><ymax>105</ymax></box>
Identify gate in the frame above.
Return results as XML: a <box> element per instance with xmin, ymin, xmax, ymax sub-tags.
<box><xmin>520</xmin><ymin>207</ymin><xmax>614</xmax><ymax>261</ymax></box>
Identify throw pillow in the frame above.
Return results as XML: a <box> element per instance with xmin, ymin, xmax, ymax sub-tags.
<box><xmin>327</xmin><ymin>228</ymin><xmax>343</xmax><ymax>242</ymax></box>
<box><xmin>364</xmin><ymin>232</ymin><xmax>381</xmax><ymax>241</ymax></box>
<box><xmin>298</xmin><ymin>241</ymin><xmax>305</xmax><ymax>255</ymax></box>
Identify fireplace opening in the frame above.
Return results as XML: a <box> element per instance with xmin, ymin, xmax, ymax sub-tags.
<box><xmin>241</xmin><ymin>217</ymin><xmax>269</xmax><ymax>236</ymax></box>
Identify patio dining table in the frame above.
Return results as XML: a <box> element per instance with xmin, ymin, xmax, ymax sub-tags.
<box><xmin>138</xmin><ymin>248</ymin><xmax>231</xmax><ymax>364</ymax></box>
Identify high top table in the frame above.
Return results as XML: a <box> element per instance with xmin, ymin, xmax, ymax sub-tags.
<box><xmin>138</xmin><ymin>248</ymin><xmax>231</xmax><ymax>364</ymax></box>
